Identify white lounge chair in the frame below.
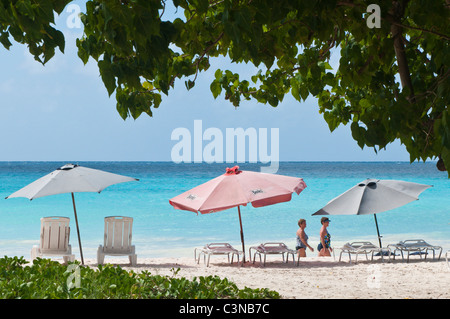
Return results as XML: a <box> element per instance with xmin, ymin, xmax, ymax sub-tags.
<box><xmin>387</xmin><ymin>239</ymin><xmax>443</xmax><ymax>263</ymax></box>
<box><xmin>446</xmin><ymin>250</ymin><xmax>449</xmax><ymax>270</ymax></box>
<box><xmin>31</xmin><ymin>216</ymin><xmax>75</xmax><ymax>264</ymax></box>
<box><xmin>97</xmin><ymin>216</ymin><xmax>137</xmax><ymax>266</ymax></box>
<box><xmin>249</xmin><ymin>242</ymin><xmax>296</xmax><ymax>267</ymax></box>
<box><xmin>338</xmin><ymin>241</ymin><xmax>386</xmax><ymax>263</ymax></box>
<box><xmin>194</xmin><ymin>243</ymin><xmax>242</xmax><ymax>267</ymax></box>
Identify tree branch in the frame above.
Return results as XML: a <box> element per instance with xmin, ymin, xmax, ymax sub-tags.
<box><xmin>388</xmin><ymin>0</ymin><xmax>415</xmax><ymax>102</ymax></box>
<box><xmin>384</xmin><ymin>19</ymin><xmax>450</xmax><ymax>41</ymax></box>
<box><xmin>192</xmin><ymin>32</ymin><xmax>224</xmax><ymax>82</ymax></box>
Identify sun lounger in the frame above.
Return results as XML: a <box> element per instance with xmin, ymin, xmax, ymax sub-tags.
<box><xmin>387</xmin><ymin>239</ymin><xmax>442</xmax><ymax>263</ymax></box>
<box><xmin>446</xmin><ymin>250</ymin><xmax>449</xmax><ymax>269</ymax></box>
<box><xmin>194</xmin><ymin>243</ymin><xmax>242</xmax><ymax>267</ymax></box>
<box><xmin>31</xmin><ymin>217</ymin><xmax>75</xmax><ymax>264</ymax></box>
<box><xmin>338</xmin><ymin>241</ymin><xmax>386</xmax><ymax>263</ymax></box>
<box><xmin>249</xmin><ymin>242</ymin><xmax>297</xmax><ymax>266</ymax></box>
<box><xmin>97</xmin><ymin>216</ymin><xmax>137</xmax><ymax>266</ymax></box>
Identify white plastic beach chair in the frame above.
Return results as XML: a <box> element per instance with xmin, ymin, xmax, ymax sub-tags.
<box><xmin>194</xmin><ymin>243</ymin><xmax>242</xmax><ymax>267</ymax></box>
<box><xmin>338</xmin><ymin>241</ymin><xmax>386</xmax><ymax>263</ymax></box>
<box><xmin>31</xmin><ymin>216</ymin><xmax>75</xmax><ymax>264</ymax></box>
<box><xmin>387</xmin><ymin>239</ymin><xmax>442</xmax><ymax>263</ymax></box>
<box><xmin>97</xmin><ymin>216</ymin><xmax>137</xmax><ymax>266</ymax></box>
<box><xmin>249</xmin><ymin>242</ymin><xmax>297</xmax><ymax>267</ymax></box>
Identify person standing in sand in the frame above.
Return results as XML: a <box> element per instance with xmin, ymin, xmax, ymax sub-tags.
<box><xmin>318</xmin><ymin>217</ymin><xmax>332</xmax><ymax>257</ymax></box>
<box><xmin>296</xmin><ymin>219</ymin><xmax>314</xmax><ymax>258</ymax></box>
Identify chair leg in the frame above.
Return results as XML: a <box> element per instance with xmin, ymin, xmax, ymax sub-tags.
<box><xmin>129</xmin><ymin>254</ymin><xmax>137</xmax><ymax>266</ymax></box>
<box><xmin>234</xmin><ymin>252</ymin><xmax>240</xmax><ymax>265</ymax></box>
<box><xmin>253</xmin><ymin>252</ymin><xmax>262</xmax><ymax>266</ymax></box>
<box><xmin>197</xmin><ymin>251</ymin><xmax>204</xmax><ymax>264</ymax></box>
<box><xmin>393</xmin><ymin>249</ymin><xmax>398</xmax><ymax>261</ymax></box>
<box><xmin>288</xmin><ymin>252</ymin><xmax>294</xmax><ymax>264</ymax></box>
<box><xmin>97</xmin><ymin>246</ymin><xmax>105</xmax><ymax>265</ymax></box>
<box><xmin>31</xmin><ymin>246</ymin><xmax>38</xmax><ymax>261</ymax></box>
<box><xmin>63</xmin><ymin>255</ymin><xmax>75</xmax><ymax>264</ymax></box>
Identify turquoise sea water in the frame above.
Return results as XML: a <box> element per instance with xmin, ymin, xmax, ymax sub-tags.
<box><xmin>0</xmin><ymin>161</ymin><xmax>448</xmax><ymax>259</ymax></box>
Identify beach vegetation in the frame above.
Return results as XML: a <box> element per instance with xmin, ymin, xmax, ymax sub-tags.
<box><xmin>0</xmin><ymin>256</ymin><xmax>280</xmax><ymax>299</ymax></box>
<box><xmin>0</xmin><ymin>0</ymin><xmax>449</xmax><ymax>174</ymax></box>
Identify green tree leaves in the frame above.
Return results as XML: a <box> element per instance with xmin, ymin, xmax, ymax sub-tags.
<box><xmin>0</xmin><ymin>257</ymin><xmax>280</xmax><ymax>299</ymax></box>
<box><xmin>1</xmin><ymin>0</ymin><xmax>449</xmax><ymax>174</ymax></box>
<box><xmin>76</xmin><ymin>0</ymin><xmax>177</xmax><ymax>119</ymax></box>
<box><xmin>0</xmin><ymin>0</ymin><xmax>70</xmax><ymax>63</ymax></box>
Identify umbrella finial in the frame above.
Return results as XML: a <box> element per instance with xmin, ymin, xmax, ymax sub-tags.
<box><xmin>225</xmin><ymin>165</ymin><xmax>241</xmax><ymax>175</ymax></box>
<box><xmin>58</xmin><ymin>164</ymin><xmax>78</xmax><ymax>171</ymax></box>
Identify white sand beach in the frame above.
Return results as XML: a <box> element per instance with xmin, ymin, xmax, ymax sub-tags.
<box><xmin>82</xmin><ymin>254</ymin><xmax>450</xmax><ymax>299</ymax></box>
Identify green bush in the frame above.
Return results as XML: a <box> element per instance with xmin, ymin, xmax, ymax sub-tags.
<box><xmin>0</xmin><ymin>256</ymin><xmax>280</xmax><ymax>299</ymax></box>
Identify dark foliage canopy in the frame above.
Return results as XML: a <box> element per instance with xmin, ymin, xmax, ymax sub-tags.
<box><xmin>1</xmin><ymin>0</ymin><xmax>448</xmax><ymax>174</ymax></box>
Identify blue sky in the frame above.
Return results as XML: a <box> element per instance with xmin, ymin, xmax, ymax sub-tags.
<box><xmin>0</xmin><ymin>2</ymin><xmax>411</xmax><ymax>163</ymax></box>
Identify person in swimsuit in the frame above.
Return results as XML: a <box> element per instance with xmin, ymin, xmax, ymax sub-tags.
<box><xmin>296</xmin><ymin>219</ymin><xmax>314</xmax><ymax>258</ymax></box>
<box><xmin>318</xmin><ymin>217</ymin><xmax>332</xmax><ymax>257</ymax></box>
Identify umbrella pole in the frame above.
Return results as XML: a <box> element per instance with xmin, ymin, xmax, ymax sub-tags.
<box><xmin>374</xmin><ymin>214</ymin><xmax>382</xmax><ymax>248</ymax></box>
<box><xmin>71</xmin><ymin>193</ymin><xmax>84</xmax><ymax>265</ymax></box>
<box><xmin>237</xmin><ymin>206</ymin><xmax>246</xmax><ymax>263</ymax></box>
